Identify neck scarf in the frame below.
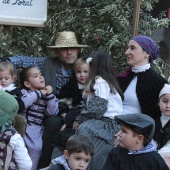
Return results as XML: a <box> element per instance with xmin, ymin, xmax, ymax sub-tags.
<box><xmin>128</xmin><ymin>141</ymin><xmax>156</xmax><ymax>155</ymax></box>
<box><xmin>132</xmin><ymin>64</ymin><xmax>150</xmax><ymax>73</ymax></box>
<box><xmin>117</xmin><ymin>64</ymin><xmax>150</xmax><ymax>78</ymax></box>
<box><xmin>51</xmin><ymin>155</ymin><xmax>71</xmax><ymax>170</ymax></box>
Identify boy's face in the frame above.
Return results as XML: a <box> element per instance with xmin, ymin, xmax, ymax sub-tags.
<box><xmin>64</xmin><ymin>150</ymin><xmax>91</xmax><ymax>170</ymax></box>
<box><xmin>0</xmin><ymin>70</ymin><xmax>14</xmax><ymax>88</ymax></box>
<box><xmin>118</xmin><ymin>124</ymin><xmax>139</xmax><ymax>150</ymax></box>
<box><xmin>159</xmin><ymin>94</ymin><xmax>170</xmax><ymax>116</ymax></box>
<box><xmin>75</xmin><ymin>63</ymin><xmax>89</xmax><ymax>85</ymax></box>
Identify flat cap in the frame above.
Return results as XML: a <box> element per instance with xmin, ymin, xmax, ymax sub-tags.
<box><xmin>114</xmin><ymin>114</ymin><xmax>155</xmax><ymax>140</ymax></box>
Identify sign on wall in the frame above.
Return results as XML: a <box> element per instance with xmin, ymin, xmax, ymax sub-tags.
<box><xmin>0</xmin><ymin>0</ymin><xmax>47</xmax><ymax>27</ymax></box>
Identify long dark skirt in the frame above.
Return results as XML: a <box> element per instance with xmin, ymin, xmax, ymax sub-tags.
<box><xmin>76</xmin><ymin>117</ymin><xmax>120</xmax><ymax>170</ymax></box>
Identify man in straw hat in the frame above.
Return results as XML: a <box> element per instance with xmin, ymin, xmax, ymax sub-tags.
<box><xmin>9</xmin><ymin>31</ymin><xmax>87</xmax><ymax>95</ymax></box>
<box><xmin>8</xmin><ymin>31</ymin><xmax>88</xmax><ymax>169</ymax></box>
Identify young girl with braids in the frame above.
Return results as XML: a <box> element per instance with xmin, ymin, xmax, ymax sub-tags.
<box><xmin>17</xmin><ymin>66</ymin><xmax>59</xmax><ymax>170</ymax></box>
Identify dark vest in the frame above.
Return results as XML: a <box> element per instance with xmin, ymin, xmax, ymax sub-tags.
<box><xmin>117</xmin><ymin>68</ymin><xmax>167</xmax><ymax>121</ymax></box>
<box><xmin>153</xmin><ymin>119</ymin><xmax>170</xmax><ymax>149</ymax></box>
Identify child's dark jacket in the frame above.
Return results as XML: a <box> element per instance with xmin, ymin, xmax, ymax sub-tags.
<box><xmin>102</xmin><ymin>147</ymin><xmax>169</xmax><ymax>170</ymax></box>
<box><xmin>57</xmin><ymin>76</ymin><xmax>83</xmax><ymax>107</ymax></box>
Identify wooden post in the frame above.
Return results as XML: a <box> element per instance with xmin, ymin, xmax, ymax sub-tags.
<box><xmin>132</xmin><ymin>0</ymin><xmax>141</xmax><ymax>36</ymax></box>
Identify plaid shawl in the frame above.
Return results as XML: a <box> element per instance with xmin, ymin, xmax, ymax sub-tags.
<box><xmin>76</xmin><ymin>96</ymin><xmax>108</xmax><ymax>124</ymax></box>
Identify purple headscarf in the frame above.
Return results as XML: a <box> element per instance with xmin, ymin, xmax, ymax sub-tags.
<box><xmin>132</xmin><ymin>35</ymin><xmax>159</xmax><ymax>63</ymax></box>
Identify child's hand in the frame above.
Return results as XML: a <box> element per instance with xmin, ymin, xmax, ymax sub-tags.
<box><xmin>44</xmin><ymin>85</ymin><xmax>53</xmax><ymax>94</ymax></box>
<box><xmin>113</xmin><ymin>131</ymin><xmax>121</xmax><ymax>147</ymax></box>
<box><xmin>73</xmin><ymin>121</ymin><xmax>79</xmax><ymax>129</ymax></box>
<box><xmin>40</xmin><ymin>89</ymin><xmax>47</xmax><ymax>95</ymax></box>
<box><xmin>60</xmin><ymin>113</ymin><xmax>66</xmax><ymax>118</ymax></box>
<box><xmin>82</xmin><ymin>89</ymin><xmax>88</xmax><ymax>99</ymax></box>
<box><xmin>60</xmin><ymin>124</ymin><xmax>66</xmax><ymax>131</ymax></box>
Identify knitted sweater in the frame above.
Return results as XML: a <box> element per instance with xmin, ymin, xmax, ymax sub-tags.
<box><xmin>117</xmin><ymin>68</ymin><xmax>167</xmax><ymax>120</ymax></box>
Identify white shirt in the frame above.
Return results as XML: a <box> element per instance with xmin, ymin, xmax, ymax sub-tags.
<box><xmin>123</xmin><ymin>64</ymin><xmax>150</xmax><ymax>114</ymax></box>
<box><xmin>10</xmin><ymin>133</ymin><xmax>32</xmax><ymax>170</ymax></box>
<box><xmin>87</xmin><ymin>77</ymin><xmax>123</xmax><ymax>119</ymax></box>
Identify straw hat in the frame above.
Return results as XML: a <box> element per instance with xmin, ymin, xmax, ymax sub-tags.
<box><xmin>47</xmin><ymin>31</ymin><xmax>88</xmax><ymax>48</ymax></box>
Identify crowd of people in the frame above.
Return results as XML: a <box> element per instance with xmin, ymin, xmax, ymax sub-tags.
<box><xmin>0</xmin><ymin>31</ymin><xmax>170</xmax><ymax>170</ymax></box>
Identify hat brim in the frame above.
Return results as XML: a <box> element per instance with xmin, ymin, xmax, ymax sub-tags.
<box><xmin>47</xmin><ymin>45</ymin><xmax>88</xmax><ymax>48</ymax></box>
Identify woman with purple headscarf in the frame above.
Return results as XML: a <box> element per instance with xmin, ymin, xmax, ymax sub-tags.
<box><xmin>117</xmin><ymin>35</ymin><xmax>167</xmax><ymax>121</ymax></box>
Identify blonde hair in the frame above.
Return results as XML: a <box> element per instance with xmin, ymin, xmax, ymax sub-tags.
<box><xmin>74</xmin><ymin>57</ymin><xmax>88</xmax><ymax>73</ymax></box>
<box><xmin>0</xmin><ymin>61</ymin><xmax>15</xmax><ymax>77</ymax></box>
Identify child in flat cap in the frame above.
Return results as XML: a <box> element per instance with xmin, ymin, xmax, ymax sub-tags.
<box><xmin>0</xmin><ymin>91</ymin><xmax>32</xmax><ymax>170</ymax></box>
<box><xmin>153</xmin><ymin>84</ymin><xmax>170</xmax><ymax>168</ymax></box>
<box><xmin>102</xmin><ymin>113</ymin><xmax>169</xmax><ymax>170</ymax></box>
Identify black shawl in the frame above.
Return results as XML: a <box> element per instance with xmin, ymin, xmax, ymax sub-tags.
<box><xmin>117</xmin><ymin>68</ymin><xmax>167</xmax><ymax>121</ymax></box>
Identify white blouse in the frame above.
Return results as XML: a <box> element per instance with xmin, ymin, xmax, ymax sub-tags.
<box><xmin>87</xmin><ymin>77</ymin><xmax>123</xmax><ymax>119</ymax></box>
<box><xmin>123</xmin><ymin>64</ymin><xmax>150</xmax><ymax>115</ymax></box>
<box><xmin>10</xmin><ymin>133</ymin><xmax>32</xmax><ymax>170</ymax></box>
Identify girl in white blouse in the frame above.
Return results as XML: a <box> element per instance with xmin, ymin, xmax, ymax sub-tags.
<box><xmin>73</xmin><ymin>51</ymin><xmax>124</xmax><ymax>170</ymax></box>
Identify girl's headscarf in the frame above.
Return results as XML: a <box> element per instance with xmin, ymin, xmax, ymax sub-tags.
<box><xmin>0</xmin><ymin>91</ymin><xmax>19</xmax><ymax>133</ymax></box>
<box><xmin>132</xmin><ymin>35</ymin><xmax>159</xmax><ymax>63</ymax></box>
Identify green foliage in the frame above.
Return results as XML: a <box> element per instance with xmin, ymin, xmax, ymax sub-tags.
<box><xmin>0</xmin><ymin>0</ymin><xmax>169</xmax><ymax>76</ymax></box>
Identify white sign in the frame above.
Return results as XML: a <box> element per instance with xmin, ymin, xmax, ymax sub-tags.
<box><xmin>0</xmin><ymin>0</ymin><xmax>47</xmax><ymax>27</ymax></box>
